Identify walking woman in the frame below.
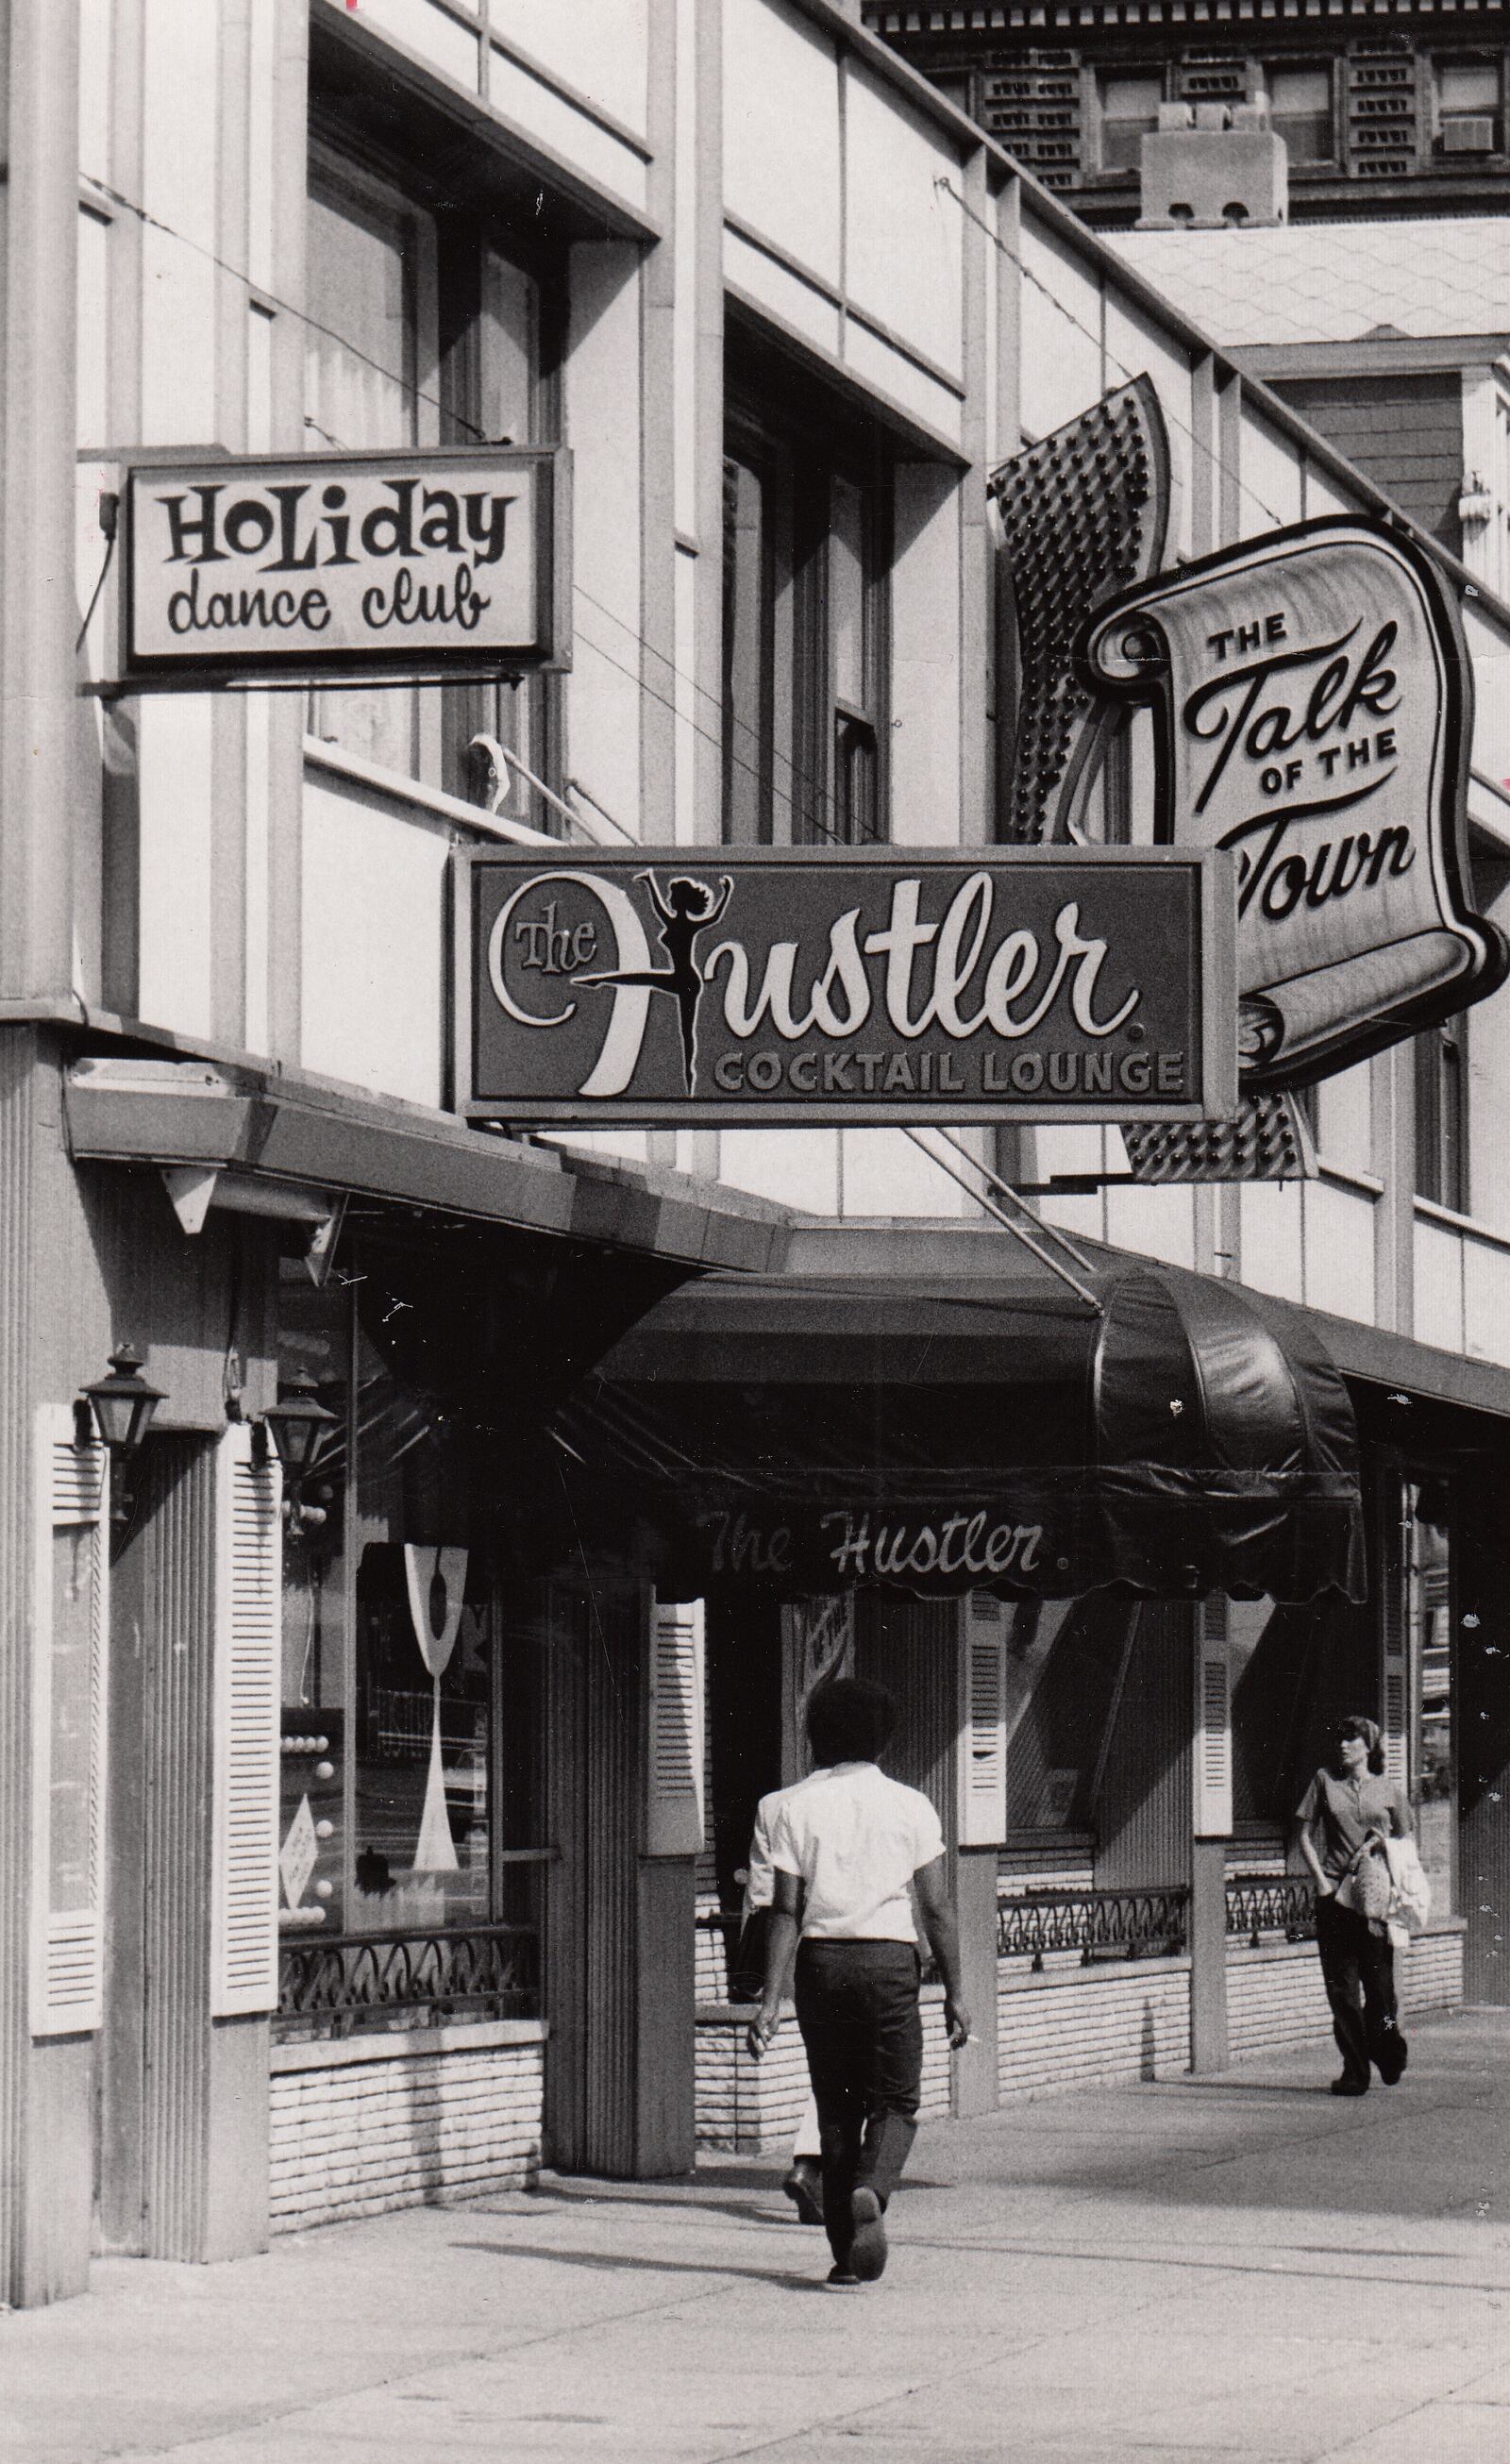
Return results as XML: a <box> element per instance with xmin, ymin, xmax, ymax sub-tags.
<box><xmin>1295</xmin><ymin>1716</ymin><xmax>1412</xmax><ymax>2097</ymax></box>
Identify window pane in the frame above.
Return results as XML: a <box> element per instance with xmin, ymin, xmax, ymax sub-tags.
<box><xmin>830</xmin><ymin>474</ymin><xmax>866</xmax><ymax>712</ymax></box>
<box><xmin>478</xmin><ymin>244</ymin><xmax>537</xmax><ymax>448</ymax></box>
<box><xmin>1438</xmin><ymin>59</ymin><xmax>1499</xmax><ymax>114</ymax></box>
<box><xmin>723</xmin><ymin>450</ymin><xmax>772</xmax><ymax>843</ymax></box>
<box><xmin>1267</xmin><ymin>65</ymin><xmax>1334</xmax><ymax>162</ymax></box>
<box><xmin>277</xmin><ymin>1264</ymin><xmax>351</xmax><ymax>1938</ymax></box>
<box><xmin>306</xmin><ymin>170</ymin><xmax>421</xmax><ymax>777</ymax></box>
<box><xmin>1099</xmin><ymin>73</ymin><xmax>1162</xmax><ymax>171</ymax></box>
<box><xmin>351</xmin><ymin>1307</ymin><xmax>491</xmax><ymax>1933</ymax></box>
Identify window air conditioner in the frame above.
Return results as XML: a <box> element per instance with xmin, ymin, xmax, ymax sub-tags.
<box><xmin>1442</xmin><ymin>115</ymin><xmax>1497</xmax><ymax>154</ymax></box>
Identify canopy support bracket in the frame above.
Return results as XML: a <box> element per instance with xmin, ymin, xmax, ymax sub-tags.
<box><xmin>903</xmin><ymin>1129</ymin><xmax>1104</xmax><ymax>1314</ymax></box>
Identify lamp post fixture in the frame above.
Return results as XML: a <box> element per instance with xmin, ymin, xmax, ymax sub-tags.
<box><xmin>77</xmin><ymin>1341</ymin><xmax>165</xmax><ymax>1535</ymax></box>
<box><xmin>258</xmin><ymin>1371</ymin><xmax>338</xmax><ymax>1534</ymax></box>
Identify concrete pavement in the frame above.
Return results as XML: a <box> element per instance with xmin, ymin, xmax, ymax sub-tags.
<box><xmin>3</xmin><ymin>2008</ymin><xmax>1508</xmax><ymax>2464</ymax></box>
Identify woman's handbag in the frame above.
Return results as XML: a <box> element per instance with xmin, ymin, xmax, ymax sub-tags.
<box><xmin>1334</xmin><ymin>1833</ymin><xmax>1393</xmax><ymax>1923</ymax></box>
<box><xmin>1384</xmin><ymin>1835</ymin><xmax>1432</xmax><ymax>1941</ymax></box>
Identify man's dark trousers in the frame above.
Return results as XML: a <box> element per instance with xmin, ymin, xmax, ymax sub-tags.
<box><xmin>793</xmin><ymin>1940</ymin><xmax>922</xmax><ymax>2268</ymax></box>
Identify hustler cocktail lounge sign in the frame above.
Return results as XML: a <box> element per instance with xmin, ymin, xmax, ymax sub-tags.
<box><xmin>121</xmin><ymin>446</ymin><xmax>569</xmax><ymax>684</ymax></box>
<box><xmin>456</xmin><ymin>846</ymin><xmax>1235</xmax><ymax>1126</ymax></box>
<box><xmin>1079</xmin><ymin>516</ymin><xmax>1508</xmax><ymax>1087</ymax></box>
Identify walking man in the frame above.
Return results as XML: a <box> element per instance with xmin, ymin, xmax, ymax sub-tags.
<box><xmin>747</xmin><ymin>1678</ymin><xmax>971</xmax><ymax>2286</ymax></box>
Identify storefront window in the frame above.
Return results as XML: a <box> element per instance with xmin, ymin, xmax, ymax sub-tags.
<box><xmin>1004</xmin><ymin>1597</ymin><xmax>1131</xmax><ymax>1835</ymax></box>
<box><xmin>1405</xmin><ymin>1476</ymin><xmax>1455</xmax><ymax>1917</ymax></box>
<box><xmin>276</xmin><ymin>1252</ymin><xmax>550</xmax><ymax>1968</ymax></box>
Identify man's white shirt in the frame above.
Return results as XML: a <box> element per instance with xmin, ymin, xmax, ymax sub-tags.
<box><xmin>768</xmin><ymin>1761</ymin><xmax>946</xmax><ymax>1942</ymax></box>
<box><xmin>744</xmin><ymin>1767</ymin><xmax>832</xmax><ymax>1914</ymax></box>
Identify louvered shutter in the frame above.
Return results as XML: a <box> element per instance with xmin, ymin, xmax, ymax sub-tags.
<box><xmin>30</xmin><ymin>1405</ymin><xmax>110</xmax><ymax>2035</ymax></box>
<box><xmin>1194</xmin><ymin>1595</ymin><xmax>1233</xmax><ymax>1837</ymax></box>
<box><xmin>210</xmin><ymin>1425</ymin><xmax>282</xmax><ymax>2017</ymax></box>
<box><xmin>1380</xmin><ymin>1482</ymin><xmax>1409</xmax><ymax>1789</ymax></box>
<box><xmin>957</xmin><ymin>1593</ymin><xmax>1008</xmax><ymax>1846</ymax></box>
<box><xmin>646</xmin><ymin>1597</ymin><xmax>705</xmax><ymax>1856</ymax></box>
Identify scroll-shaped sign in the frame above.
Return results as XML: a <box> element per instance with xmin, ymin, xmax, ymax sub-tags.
<box><xmin>455</xmin><ymin>846</ymin><xmax>1236</xmax><ymax>1127</ymax></box>
<box><xmin>122</xmin><ymin>446</ymin><xmax>569</xmax><ymax>685</ymax></box>
<box><xmin>1079</xmin><ymin>517</ymin><xmax>1508</xmax><ymax>1090</ymax></box>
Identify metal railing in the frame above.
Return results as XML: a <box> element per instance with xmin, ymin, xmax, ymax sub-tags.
<box><xmin>1225</xmin><ymin>1872</ymin><xmax>1317</xmax><ymax>1946</ymax></box>
<box><xmin>276</xmin><ymin>1920</ymin><xmax>540</xmax><ymax>2040</ymax></box>
<box><xmin>997</xmin><ymin>1887</ymin><xmax>1189</xmax><ymax>1967</ymax></box>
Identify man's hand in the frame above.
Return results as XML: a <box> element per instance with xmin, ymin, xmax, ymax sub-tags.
<box><xmin>944</xmin><ymin>1995</ymin><xmax>972</xmax><ymax>2050</ymax></box>
<box><xmin>746</xmin><ymin>2005</ymin><xmax>780</xmax><ymax>2061</ymax></box>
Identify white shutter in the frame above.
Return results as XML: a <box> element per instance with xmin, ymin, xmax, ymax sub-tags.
<box><xmin>210</xmin><ymin>1426</ymin><xmax>282</xmax><ymax>2017</ymax></box>
<box><xmin>958</xmin><ymin>1593</ymin><xmax>1008</xmax><ymax>1846</ymax></box>
<box><xmin>646</xmin><ymin>1597</ymin><xmax>705</xmax><ymax>1857</ymax></box>
<box><xmin>1381</xmin><ymin>1485</ymin><xmax>1409</xmax><ymax>1790</ymax></box>
<box><xmin>30</xmin><ymin>1405</ymin><xmax>110</xmax><ymax>2036</ymax></box>
<box><xmin>1194</xmin><ymin>1594</ymin><xmax>1233</xmax><ymax>1837</ymax></box>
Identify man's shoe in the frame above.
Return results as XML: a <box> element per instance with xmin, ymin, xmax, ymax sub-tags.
<box><xmin>783</xmin><ymin>2159</ymin><xmax>824</xmax><ymax>2226</ymax></box>
<box><xmin>826</xmin><ymin>2264</ymin><xmax>863</xmax><ymax>2289</ymax></box>
<box><xmin>1330</xmin><ymin>2075</ymin><xmax>1369</xmax><ymax>2097</ymax></box>
<box><xmin>847</xmin><ymin>2187</ymin><xmax>888</xmax><ymax>2282</ymax></box>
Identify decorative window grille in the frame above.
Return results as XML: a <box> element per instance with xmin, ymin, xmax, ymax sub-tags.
<box><xmin>30</xmin><ymin>1406</ymin><xmax>110</xmax><ymax>2036</ymax></box>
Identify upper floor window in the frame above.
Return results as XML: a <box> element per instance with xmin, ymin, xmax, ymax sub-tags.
<box><xmin>1434</xmin><ymin>57</ymin><xmax>1503</xmax><ymax>157</ymax></box>
<box><xmin>722</xmin><ymin>364</ymin><xmax>890</xmax><ymax>847</ymax></box>
<box><xmin>1097</xmin><ymin>71</ymin><xmax>1163</xmax><ymax>174</ymax></box>
<box><xmin>1415</xmin><ymin>1014</ymin><xmax>1468</xmax><ymax>1214</ymax></box>
<box><xmin>306</xmin><ymin>145</ymin><xmax>562</xmax><ymax>818</ymax></box>
<box><xmin>1265</xmin><ymin>63</ymin><xmax>1336</xmax><ymax>163</ymax></box>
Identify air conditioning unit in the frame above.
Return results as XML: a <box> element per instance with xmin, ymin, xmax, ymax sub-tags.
<box><xmin>1442</xmin><ymin>115</ymin><xmax>1497</xmax><ymax>154</ymax></box>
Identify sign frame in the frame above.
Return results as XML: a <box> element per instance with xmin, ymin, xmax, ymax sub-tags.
<box><xmin>118</xmin><ymin>444</ymin><xmax>571</xmax><ymax>691</ymax></box>
<box><xmin>453</xmin><ymin>842</ymin><xmax>1237</xmax><ymax>1130</ymax></box>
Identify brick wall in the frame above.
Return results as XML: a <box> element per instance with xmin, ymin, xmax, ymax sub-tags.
<box><xmin>998</xmin><ymin>1957</ymin><xmax>1191</xmax><ymax>2101</ymax></box>
<box><xmin>1229</xmin><ymin>1928</ymin><xmax>1465</xmax><ymax>2062</ymax></box>
<box><xmin>696</xmin><ymin>1989</ymin><xmax>952</xmax><ymax>2151</ymax></box>
<box><xmin>269</xmin><ymin>2021</ymin><xmax>545</xmax><ymax>2232</ymax></box>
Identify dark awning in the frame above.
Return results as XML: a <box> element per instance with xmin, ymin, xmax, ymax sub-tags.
<box><xmin>552</xmin><ymin>1257</ymin><xmax>1365</xmax><ymax>1604</ymax></box>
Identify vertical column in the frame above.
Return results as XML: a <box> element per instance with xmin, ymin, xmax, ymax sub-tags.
<box><xmin>0</xmin><ymin>0</ymin><xmax>80</xmax><ymax>1003</ymax></box>
<box><xmin>99</xmin><ymin>1433</ymin><xmax>275</xmax><ymax>2263</ymax></box>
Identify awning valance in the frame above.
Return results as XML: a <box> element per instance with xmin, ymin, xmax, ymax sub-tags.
<box><xmin>553</xmin><ymin>1258</ymin><xmax>1365</xmax><ymax>1604</ymax></box>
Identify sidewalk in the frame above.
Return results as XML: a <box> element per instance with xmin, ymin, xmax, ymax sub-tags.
<box><xmin>4</xmin><ymin>2009</ymin><xmax>1508</xmax><ymax>2464</ymax></box>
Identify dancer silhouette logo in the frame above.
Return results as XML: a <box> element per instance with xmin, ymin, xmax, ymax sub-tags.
<box><xmin>458</xmin><ymin>846</ymin><xmax>1235</xmax><ymax>1127</ymax></box>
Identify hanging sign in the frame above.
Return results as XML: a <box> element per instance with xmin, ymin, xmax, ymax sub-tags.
<box><xmin>119</xmin><ymin>446</ymin><xmax>570</xmax><ymax>686</ymax></box>
<box><xmin>455</xmin><ymin>845</ymin><xmax>1235</xmax><ymax>1127</ymax></box>
<box><xmin>1078</xmin><ymin>517</ymin><xmax>1508</xmax><ymax>1091</ymax></box>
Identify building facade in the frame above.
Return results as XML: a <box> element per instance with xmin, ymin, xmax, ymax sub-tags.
<box><xmin>864</xmin><ymin>3</ymin><xmax>1510</xmax><ymax>227</ymax></box>
<box><xmin>3</xmin><ymin>0</ymin><xmax>1510</xmax><ymax>2308</ymax></box>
